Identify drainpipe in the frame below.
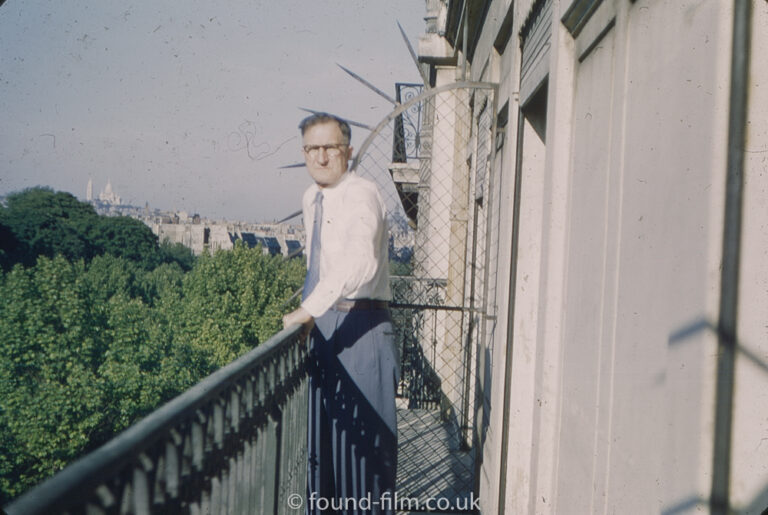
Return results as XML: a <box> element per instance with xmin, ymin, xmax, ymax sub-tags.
<box><xmin>710</xmin><ymin>1</ymin><xmax>752</xmax><ymax>514</ymax></box>
<box><xmin>462</xmin><ymin>0</ymin><xmax>468</xmax><ymax>81</ymax></box>
<box><xmin>497</xmin><ymin>107</ymin><xmax>526</xmax><ymax>515</ymax></box>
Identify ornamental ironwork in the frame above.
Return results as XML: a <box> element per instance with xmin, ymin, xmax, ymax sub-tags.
<box><xmin>393</xmin><ymin>83</ymin><xmax>425</xmax><ymax>162</ymax></box>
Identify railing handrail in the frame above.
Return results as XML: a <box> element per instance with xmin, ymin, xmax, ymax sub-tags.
<box><xmin>4</xmin><ymin>324</ymin><xmax>305</xmax><ymax>515</ymax></box>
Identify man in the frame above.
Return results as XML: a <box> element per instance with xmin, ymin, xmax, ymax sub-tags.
<box><xmin>283</xmin><ymin>113</ymin><xmax>399</xmax><ymax>514</ymax></box>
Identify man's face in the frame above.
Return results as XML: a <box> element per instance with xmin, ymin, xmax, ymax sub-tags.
<box><xmin>302</xmin><ymin>122</ymin><xmax>353</xmax><ymax>188</ymax></box>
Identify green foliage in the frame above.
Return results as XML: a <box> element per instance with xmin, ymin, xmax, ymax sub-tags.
<box><xmin>89</xmin><ymin>216</ymin><xmax>164</xmax><ymax>269</ymax></box>
<box><xmin>174</xmin><ymin>242</ymin><xmax>305</xmax><ymax>372</ymax></box>
<box><xmin>159</xmin><ymin>240</ymin><xmax>196</xmax><ymax>271</ymax></box>
<box><xmin>0</xmin><ymin>222</ymin><xmax>19</xmax><ymax>270</ymax></box>
<box><xmin>389</xmin><ymin>259</ymin><xmax>413</xmax><ymax>277</ymax></box>
<box><xmin>0</xmin><ymin>187</ymin><xmax>194</xmax><ymax>271</ymax></box>
<box><xmin>0</xmin><ymin>187</ymin><xmax>305</xmax><ymax>501</ymax></box>
<box><xmin>0</xmin><ymin>256</ymin><xmax>107</xmax><ymax>498</ymax></box>
<box><xmin>0</xmin><ymin>188</ymin><xmax>98</xmax><ymax>265</ymax></box>
<box><xmin>0</xmin><ymin>243</ymin><xmax>304</xmax><ymax>503</ymax></box>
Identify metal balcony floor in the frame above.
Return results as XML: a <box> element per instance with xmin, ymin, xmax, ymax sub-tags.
<box><xmin>397</xmin><ymin>408</ymin><xmax>475</xmax><ymax>514</ymax></box>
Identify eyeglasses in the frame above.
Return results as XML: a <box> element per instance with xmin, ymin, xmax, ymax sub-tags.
<box><xmin>303</xmin><ymin>144</ymin><xmax>348</xmax><ymax>158</ymax></box>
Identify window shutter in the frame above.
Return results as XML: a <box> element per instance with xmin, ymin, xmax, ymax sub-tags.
<box><xmin>519</xmin><ymin>0</ymin><xmax>553</xmax><ymax>105</ymax></box>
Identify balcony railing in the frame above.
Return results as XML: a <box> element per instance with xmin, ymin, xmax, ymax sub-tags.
<box><xmin>5</xmin><ymin>325</ymin><xmax>308</xmax><ymax>515</ymax></box>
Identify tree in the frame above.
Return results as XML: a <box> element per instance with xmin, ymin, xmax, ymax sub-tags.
<box><xmin>0</xmin><ymin>245</ymin><xmax>305</xmax><ymax>502</ymax></box>
<box><xmin>0</xmin><ymin>187</ymin><xmax>99</xmax><ymax>265</ymax></box>
<box><xmin>0</xmin><ymin>187</ymin><xmax>196</xmax><ymax>271</ymax></box>
<box><xmin>0</xmin><ymin>256</ymin><xmax>107</xmax><ymax>500</ymax></box>
<box><xmin>173</xmin><ymin>242</ymin><xmax>304</xmax><ymax>373</ymax></box>
<box><xmin>158</xmin><ymin>240</ymin><xmax>196</xmax><ymax>271</ymax></box>
<box><xmin>89</xmin><ymin>216</ymin><xmax>164</xmax><ymax>268</ymax></box>
<box><xmin>0</xmin><ymin>221</ymin><xmax>21</xmax><ymax>270</ymax></box>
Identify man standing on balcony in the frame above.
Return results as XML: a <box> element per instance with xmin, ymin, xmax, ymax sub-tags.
<box><xmin>283</xmin><ymin>112</ymin><xmax>398</xmax><ymax>515</ymax></box>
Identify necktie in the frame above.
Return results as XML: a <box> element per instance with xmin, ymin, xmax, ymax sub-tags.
<box><xmin>302</xmin><ymin>190</ymin><xmax>323</xmax><ymax>300</ymax></box>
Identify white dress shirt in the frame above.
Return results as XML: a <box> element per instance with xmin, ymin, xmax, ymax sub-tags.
<box><xmin>300</xmin><ymin>171</ymin><xmax>392</xmax><ymax>318</ymax></box>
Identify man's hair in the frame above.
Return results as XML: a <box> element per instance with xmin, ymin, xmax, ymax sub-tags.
<box><xmin>299</xmin><ymin>113</ymin><xmax>351</xmax><ymax>145</ymax></box>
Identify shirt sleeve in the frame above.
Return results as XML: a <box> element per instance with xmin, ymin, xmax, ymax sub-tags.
<box><xmin>300</xmin><ymin>182</ymin><xmax>385</xmax><ymax>317</ymax></box>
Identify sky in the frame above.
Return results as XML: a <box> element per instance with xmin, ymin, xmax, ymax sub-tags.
<box><xmin>0</xmin><ymin>0</ymin><xmax>426</xmax><ymax>223</ymax></box>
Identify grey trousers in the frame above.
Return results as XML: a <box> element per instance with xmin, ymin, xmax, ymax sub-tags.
<box><xmin>306</xmin><ymin>305</ymin><xmax>399</xmax><ymax>515</ymax></box>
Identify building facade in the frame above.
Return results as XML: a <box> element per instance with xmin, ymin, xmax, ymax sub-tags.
<box><xmin>412</xmin><ymin>0</ymin><xmax>767</xmax><ymax>513</ymax></box>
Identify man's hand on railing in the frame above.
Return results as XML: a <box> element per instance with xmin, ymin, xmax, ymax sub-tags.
<box><xmin>282</xmin><ymin>306</ymin><xmax>315</xmax><ymax>338</ymax></box>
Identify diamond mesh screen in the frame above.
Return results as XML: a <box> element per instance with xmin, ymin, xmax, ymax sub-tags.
<box><xmin>354</xmin><ymin>83</ymin><xmax>497</xmax><ymax>511</ymax></box>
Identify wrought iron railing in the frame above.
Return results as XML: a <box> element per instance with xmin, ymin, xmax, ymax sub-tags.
<box><xmin>4</xmin><ymin>325</ymin><xmax>309</xmax><ymax>515</ymax></box>
<box><xmin>393</xmin><ymin>82</ymin><xmax>425</xmax><ymax>163</ymax></box>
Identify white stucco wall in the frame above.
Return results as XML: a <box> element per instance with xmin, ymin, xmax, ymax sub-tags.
<box><xmin>416</xmin><ymin>1</ymin><xmax>767</xmax><ymax>513</ymax></box>
<box><xmin>554</xmin><ymin>1</ymin><xmax>731</xmax><ymax>511</ymax></box>
<box><xmin>415</xmin><ymin>0</ymin><xmax>768</xmax><ymax>514</ymax></box>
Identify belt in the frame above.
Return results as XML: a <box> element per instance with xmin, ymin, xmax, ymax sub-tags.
<box><xmin>332</xmin><ymin>298</ymin><xmax>389</xmax><ymax>312</ymax></box>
